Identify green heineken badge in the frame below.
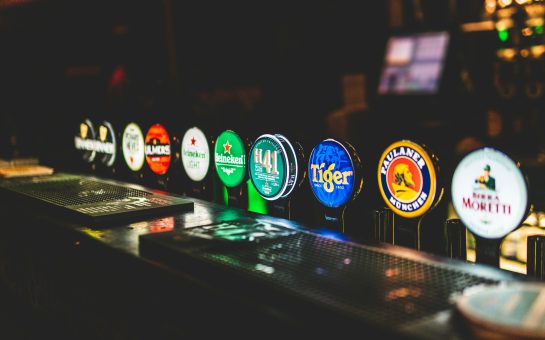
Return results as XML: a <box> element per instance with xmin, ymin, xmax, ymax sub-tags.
<box><xmin>249</xmin><ymin>134</ymin><xmax>302</xmax><ymax>200</ymax></box>
<box><xmin>214</xmin><ymin>130</ymin><xmax>247</xmax><ymax>187</ymax></box>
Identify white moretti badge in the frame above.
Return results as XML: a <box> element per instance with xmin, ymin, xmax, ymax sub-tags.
<box><xmin>451</xmin><ymin>147</ymin><xmax>529</xmax><ymax>239</ymax></box>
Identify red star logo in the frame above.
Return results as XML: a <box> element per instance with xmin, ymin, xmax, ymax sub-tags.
<box><xmin>223</xmin><ymin>140</ymin><xmax>232</xmax><ymax>154</ymax></box>
<box><xmin>190</xmin><ymin>136</ymin><xmax>196</xmax><ymax>146</ymax></box>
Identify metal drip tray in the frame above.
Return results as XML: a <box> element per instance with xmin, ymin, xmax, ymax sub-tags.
<box><xmin>0</xmin><ymin>173</ymin><xmax>193</xmax><ymax>225</ymax></box>
<box><xmin>140</xmin><ymin>222</ymin><xmax>516</xmax><ymax>334</ymax></box>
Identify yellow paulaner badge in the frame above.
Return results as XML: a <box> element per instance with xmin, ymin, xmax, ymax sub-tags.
<box><xmin>377</xmin><ymin>140</ymin><xmax>440</xmax><ymax>218</ymax></box>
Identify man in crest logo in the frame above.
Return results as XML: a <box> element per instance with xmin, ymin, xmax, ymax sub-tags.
<box><xmin>392</xmin><ymin>163</ymin><xmax>418</xmax><ymax>200</ymax></box>
<box><xmin>377</xmin><ymin>140</ymin><xmax>438</xmax><ymax>218</ymax></box>
<box><xmin>475</xmin><ymin>164</ymin><xmax>495</xmax><ymax>190</ymax></box>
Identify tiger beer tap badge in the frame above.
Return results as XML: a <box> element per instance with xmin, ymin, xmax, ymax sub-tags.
<box><xmin>378</xmin><ymin>140</ymin><xmax>439</xmax><ymax>218</ymax></box>
<box><xmin>308</xmin><ymin>139</ymin><xmax>362</xmax><ymax>208</ymax></box>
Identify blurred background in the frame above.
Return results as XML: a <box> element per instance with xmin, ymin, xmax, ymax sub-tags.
<box><xmin>2</xmin><ymin>0</ymin><xmax>545</xmax><ymax>263</ymax></box>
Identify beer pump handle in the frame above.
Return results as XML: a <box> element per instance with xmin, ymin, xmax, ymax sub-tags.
<box><xmin>474</xmin><ymin>236</ymin><xmax>501</xmax><ymax>268</ymax></box>
<box><xmin>373</xmin><ymin>207</ymin><xmax>394</xmax><ymax>244</ymax></box>
<box><xmin>269</xmin><ymin>198</ymin><xmax>291</xmax><ymax>220</ymax></box>
<box><xmin>527</xmin><ymin>235</ymin><xmax>545</xmax><ymax>280</ymax></box>
<box><xmin>395</xmin><ymin>217</ymin><xmax>422</xmax><ymax>251</ymax></box>
<box><xmin>444</xmin><ymin>218</ymin><xmax>467</xmax><ymax>260</ymax></box>
<box><xmin>323</xmin><ymin>206</ymin><xmax>346</xmax><ymax>234</ymax></box>
<box><xmin>372</xmin><ymin>207</ymin><xmax>421</xmax><ymax>250</ymax></box>
<box><xmin>226</xmin><ymin>185</ymin><xmax>247</xmax><ymax>209</ymax></box>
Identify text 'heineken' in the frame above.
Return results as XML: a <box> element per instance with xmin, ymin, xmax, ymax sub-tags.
<box><xmin>214</xmin><ymin>130</ymin><xmax>246</xmax><ymax>188</ymax></box>
<box><xmin>181</xmin><ymin>127</ymin><xmax>210</xmax><ymax>182</ymax></box>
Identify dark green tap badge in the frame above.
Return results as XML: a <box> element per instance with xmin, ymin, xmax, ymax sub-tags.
<box><xmin>249</xmin><ymin>134</ymin><xmax>299</xmax><ymax>201</ymax></box>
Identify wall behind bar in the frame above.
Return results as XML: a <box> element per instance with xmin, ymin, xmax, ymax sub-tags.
<box><xmin>4</xmin><ymin>1</ymin><xmax>545</xmax><ymax>254</ymax></box>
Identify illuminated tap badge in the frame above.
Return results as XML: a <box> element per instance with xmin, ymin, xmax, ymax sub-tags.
<box><xmin>249</xmin><ymin>134</ymin><xmax>300</xmax><ymax>200</ymax></box>
<box><xmin>96</xmin><ymin>121</ymin><xmax>116</xmax><ymax>167</ymax></box>
<box><xmin>74</xmin><ymin>118</ymin><xmax>96</xmax><ymax>163</ymax></box>
<box><xmin>378</xmin><ymin>140</ymin><xmax>438</xmax><ymax>218</ymax></box>
<box><xmin>122</xmin><ymin>122</ymin><xmax>145</xmax><ymax>172</ymax></box>
<box><xmin>308</xmin><ymin>139</ymin><xmax>361</xmax><ymax>208</ymax></box>
<box><xmin>451</xmin><ymin>147</ymin><xmax>528</xmax><ymax>239</ymax></box>
<box><xmin>214</xmin><ymin>130</ymin><xmax>246</xmax><ymax>187</ymax></box>
<box><xmin>145</xmin><ymin>123</ymin><xmax>171</xmax><ymax>175</ymax></box>
<box><xmin>181</xmin><ymin>127</ymin><xmax>210</xmax><ymax>182</ymax></box>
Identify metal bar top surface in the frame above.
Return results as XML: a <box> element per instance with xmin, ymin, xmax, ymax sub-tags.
<box><xmin>0</xmin><ymin>174</ymin><xmax>528</xmax><ymax>339</ymax></box>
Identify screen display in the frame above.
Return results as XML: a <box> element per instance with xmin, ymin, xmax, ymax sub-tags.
<box><xmin>378</xmin><ymin>31</ymin><xmax>449</xmax><ymax>95</ymax></box>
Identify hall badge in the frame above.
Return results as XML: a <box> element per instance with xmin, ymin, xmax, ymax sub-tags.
<box><xmin>377</xmin><ymin>140</ymin><xmax>437</xmax><ymax>218</ymax></box>
<box><xmin>249</xmin><ymin>134</ymin><xmax>302</xmax><ymax>201</ymax></box>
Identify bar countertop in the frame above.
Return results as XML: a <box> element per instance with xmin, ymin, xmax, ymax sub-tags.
<box><xmin>0</xmin><ymin>178</ymin><xmax>529</xmax><ymax>339</ymax></box>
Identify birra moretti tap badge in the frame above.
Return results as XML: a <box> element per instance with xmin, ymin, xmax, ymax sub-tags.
<box><xmin>74</xmin><ymin>118</ymin><xmax>96</xmax><ymax>163</ymax></box>
<box><xmin>451</xmin><ymin>147</ymin><xmax>528</xmax><ymax>239</ymax></box>
<box><xmin>378</xmin><ymin>140</ymin><xmax>438</xmax><ymax>218</ymax></box>
<box><xmin>122</xmin><ymin>122</ymin><xmax>145</xmax><ymax>172</ymax></box>
<box><xmin>308</xmin><ymin>139</ymin><xmax>361</xmax><ymax>208</ymax></box>
<box><xmin>214</xmin><ymin>130</ymin><xmax>246</xmax><ymax>188</ymax></box>
<box><xmin>181</xmin><ymin>127</ymin><xmax>210</xmax><ymax>182</ymax></box>
<box><xmin>145</xmin><ymin>123</ymin><xmax>171</xmax><ymax>175</ymax></box>
<box><xmin>249</xmin><ymin>134</ymin><xmax>299</xmax><ymax>200</ymax></box>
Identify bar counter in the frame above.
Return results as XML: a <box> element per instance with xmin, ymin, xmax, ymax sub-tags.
<box><xmin>0</xmin><ymin>177</ymin><xmax>528</xmax><ymax>339</ymax></box>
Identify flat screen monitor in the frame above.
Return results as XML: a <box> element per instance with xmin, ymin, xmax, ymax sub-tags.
<box><xmin>378</xmin><ymin>31</ymin><xmax>449</xmax><ymax>95</ymax></box>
